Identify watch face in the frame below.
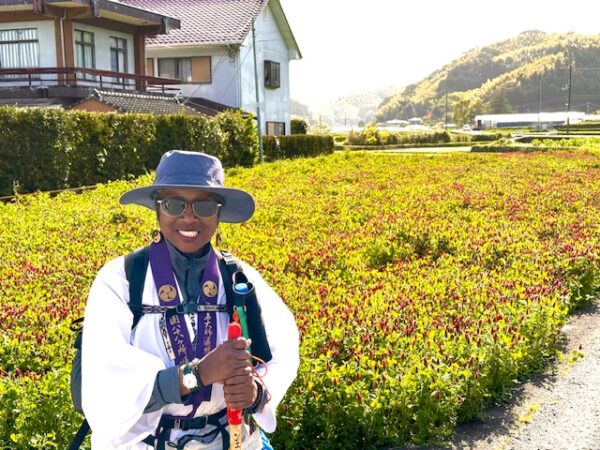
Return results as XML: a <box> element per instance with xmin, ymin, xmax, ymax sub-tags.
<box><xmin>183</xmin><ymin>372</ymin><xmax>197</xmax><ymax>389</ymax></box>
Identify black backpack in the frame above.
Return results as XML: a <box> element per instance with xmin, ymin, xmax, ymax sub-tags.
<box><xmin>68</xmin><ymin>246</ymin><xmax>271</xmax><ymax>450</ymax></box>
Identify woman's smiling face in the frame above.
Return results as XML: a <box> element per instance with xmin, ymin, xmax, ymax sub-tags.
<box><xmin>156</xmin><ymin>188</ymin><xmax>220</xmax><ymax>254</ymax></box>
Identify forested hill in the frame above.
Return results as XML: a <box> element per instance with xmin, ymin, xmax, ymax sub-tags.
<box><xmin>375</xmin><ymin>31</ymin><xmax>600</xmax><ymax>124</ymax></box>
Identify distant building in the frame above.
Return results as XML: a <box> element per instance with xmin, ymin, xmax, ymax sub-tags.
<box><xmin>473</xmin><ymin>112</ymin><xmax>585</xmax><ymax>129</ymax></box>
<box><xmin>385</xmin><ymin>119</ymin><xmax>409</xmax><ymax>128</ymax></box>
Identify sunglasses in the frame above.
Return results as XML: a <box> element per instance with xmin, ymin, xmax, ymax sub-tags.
<box><xmin>156</xmin><ymin>198</ymin><xmax>221</xmax><ymax>218</ymax></box>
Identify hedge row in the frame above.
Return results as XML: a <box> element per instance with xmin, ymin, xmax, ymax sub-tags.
<box><xmin>263</xmin><ymin>134</ymin><xmax>334</xmax><ymax>162</ymax></box>
<box><xmin>0</xmin><ymin>108</ymin><xmax>336</xmax><ymax>197</ymax></box>
<box><xmin>346</xmin><ymin>125</ymin><xmax>503</xmax><ymax>146</ymax></box>
<box><xmin>0</xmin><ymin>107</ymin><xmax>259</xmax><ymax>197</ymax></box>
<box><xmin>347</xmin><ymin>127</ymin><xmax>451</xmax><ymax>146</ymax></box>
<box><xmin>557</xmin><ymin>121</ymin><xmax>600</xmax><ymax>132</ymax></box>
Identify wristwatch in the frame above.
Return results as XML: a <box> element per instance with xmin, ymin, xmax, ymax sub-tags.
<box><xmin>182</xmin><ymin>358</ymin><xmax>203</xmax><ymax>391</ymax></box>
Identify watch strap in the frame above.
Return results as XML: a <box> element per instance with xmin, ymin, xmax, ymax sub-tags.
<box><xmin>183</xmin><ymin>359</ymin><xmax>205</xmax><ymax>392</ymax></box>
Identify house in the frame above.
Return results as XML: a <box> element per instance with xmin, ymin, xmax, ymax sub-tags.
<box><xmin>0</xmin><ymin>0</ymin><xmax>182</xmax><ymax>110</ymax></box>
<box><xmin>119</xmin><ymin>0</ymin><xmax>302</xmax><ymax>135</ymax></box>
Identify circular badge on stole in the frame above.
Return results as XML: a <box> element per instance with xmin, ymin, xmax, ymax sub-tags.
<box><xmin>203</xmin><ymin>280</ymin><xmax>218</xmax><ymax>297</ymax></box>
<box><xmin>158</xmin><ymin>284</ymin><xmax>177</xmax><ymax>302</ymax></box>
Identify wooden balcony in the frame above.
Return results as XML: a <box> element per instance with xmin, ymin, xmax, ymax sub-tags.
<box><xmin>0</xmin><ymin>66</ymin><xmax>180</xmax><ymax>94</ymax></box>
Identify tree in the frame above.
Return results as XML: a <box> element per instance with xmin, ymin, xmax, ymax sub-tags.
<box><xmin>453</xmin><ymin>97</ymin><xmax>485</xmax><ymax>125</ymax></box>
<box><xmin>401</xmin><ymin>102</ymin><xmax>416</xmax><ymax>119</ymax></box>
<box><xmin>453</xmin><ymin>97</ymin><xmax>471</xmax><ymax>126</ymax></box>
<box><xmin>487</xmin><ymin>89</ymin><xmax>515</xmax><ymax>114</ymax></box>
<box><xmin>291</xmin><ymin>118</ymin><xmax>308</xmax><ymax>134</ymax></box>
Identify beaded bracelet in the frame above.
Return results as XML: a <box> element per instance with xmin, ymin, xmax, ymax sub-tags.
<box><xmin>248</xmin><ymin>379</ymin><xmax>266</xmax><ymax>414</ymax></box>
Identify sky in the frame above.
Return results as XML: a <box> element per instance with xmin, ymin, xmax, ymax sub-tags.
<box><xmin>278</xmin><ymin>0</ymin><xmax>600</xmax><ymax>111</ymax></box>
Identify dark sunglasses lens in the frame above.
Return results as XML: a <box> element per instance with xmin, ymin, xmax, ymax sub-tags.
<box><xmin>161</xmin><ymin>199</ymin><xmax>187</xmax><ymax>216</ymax></box>
<box><xmin>192</xmin><ymin>201</ymin><xmax>219</xmax><ymax>217</ymax></box>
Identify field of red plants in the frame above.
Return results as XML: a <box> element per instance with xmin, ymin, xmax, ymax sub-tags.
<box><xmin>1</xmin><ymin>151</ymin><xmax>599</xmax><ymax>449</ymax></box>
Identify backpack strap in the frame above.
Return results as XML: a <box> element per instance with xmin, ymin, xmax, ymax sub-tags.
<box><xmin>217</xmin><ymin>249</ymin><xmax>240</xmax><ymax>319</ymax></box>
<box><xmin>125</xmin><ymin>245</ymin><xmax>150</xmax><ymax>329</ymax></box>
<box><xmin>217</xmin><ymin>250</ymin><xmax>272</xmax><ymax>365</ymax></box>
<box><xmin>67</xmin><ymin>420</ymin><xmax>91</xmax><ymax>450</ymax></box>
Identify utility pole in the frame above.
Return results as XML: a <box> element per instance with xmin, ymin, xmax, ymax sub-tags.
<box><xmin>252</xmin><ymin>21</ymin><xmax>263</xmax><ymax>162</ymax></box>
<box><xmin>566</xmin><ymin>64</ymin><xmax>572</xmax><ymax>134</ymax></box>
<box><xmin>444</xmin><ymin>91</ymin><xmax>448</xmax><ymax>129</ymax></box>
<box><xmin>537</xmin><ymin>75</ymin><xmax>542</xmax><ymax>132</ymax></box>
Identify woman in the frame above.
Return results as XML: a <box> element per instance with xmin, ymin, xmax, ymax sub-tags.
<box><xmin>81</xmin><ymin>150</ymin><xmax>299</xmax><ymax>449</ymax></box>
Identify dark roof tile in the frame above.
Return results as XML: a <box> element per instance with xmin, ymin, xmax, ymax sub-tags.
<box><xmin>81</xmin><ymin>90</ymin><xmax>201</xmax><ymax>115</ymax></box>
<box><xmin>117</xmin><ymin>0</ymin><xmax>267</xmax><ymax>46</ymax></box>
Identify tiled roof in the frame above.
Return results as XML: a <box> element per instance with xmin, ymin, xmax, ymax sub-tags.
<box><xmin>182</xmin><ymin>97</ymin><xmax>235</xmax><ymax>116</ymax></box>
<box><xmin>80</xmin><ymin>90</ymin><xmax>201</xmax><ymax>115</ymax></box>
<box><xmin>117</xmin><ymin>0</ymin><xmax>267</xmax><ymax>47</ymax></box>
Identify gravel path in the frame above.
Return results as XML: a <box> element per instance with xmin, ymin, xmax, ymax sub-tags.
<box><xmin>402</xmin><ymin>301</ymin><xmax>600</xmax><ymax>450</ymax></box>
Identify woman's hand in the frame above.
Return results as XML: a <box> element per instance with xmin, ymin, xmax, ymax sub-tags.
<box><xmin>197</xmin><ymin>337</ymin><xmax>251</xmax><ymax>386</ymax></box>
<box><xmin>223</xmin><ymin>371</ymin><xmax>257</xmax><ymax>410</ymax></box>
<box><xmin>179</xmin><ymin>338</ymin><xmax>257</xmax><ymax>407</ymax></box>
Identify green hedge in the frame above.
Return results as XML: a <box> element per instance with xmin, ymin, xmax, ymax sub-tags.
<box><xmin>346</xmin><ymin>124</ymin><xmax>505</xmax><ymax>147</ymax></box>
<box><xmin>557</xmin><ymin>121</ymin><xmax>600</xmax><ymax>133</ymax></box>
<box><xmin>0</xmin><ymin>107</ymin><xmax>257</xmax><ymax>197</ymax></box>
<box><xmin>263</xmin><ymin>134</ymin><xmax>334</xmax><ymax>162</ymax></box>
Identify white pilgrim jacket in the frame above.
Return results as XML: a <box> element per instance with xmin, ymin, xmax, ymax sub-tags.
<box><xmin>81</xmin><ymin>253</ymin><xmax>300</xmax><ymax>449</ymax></box>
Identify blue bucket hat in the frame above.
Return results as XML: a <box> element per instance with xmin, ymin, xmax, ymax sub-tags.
<box><xmin>119</xmin><ymin>150</ymin><xmax>255</xmax><ymax>223</ymax></box>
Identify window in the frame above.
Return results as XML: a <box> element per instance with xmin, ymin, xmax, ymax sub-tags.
<box><xmin>75</xmin><ymin>29</ymin><xmax>95</xmax><ymax>79</ymax></box>
<box><xmin>158</xmin><ymin>58</ymin><xmax>191</xmax><ymax>82</ymax></box>
<box><xmin>157</xmin><ymin>57</ymin><xmax>211</xmax><ymax>83</ymax></box>
<box><xmin>0</xmin><ymin>28</ymin><xmax>39</xmax><ymax>69</ymax></box>
<box><xmin>110</xmin><ymin>37</ymin><xmax>127</xmax><ymax>73</ymax></box>
<box><xmin>266</xmin><ymin>121</ymin><xmax>285</xmax><ymax>136</ymax></box>
<box><xmin>110</xmin><ymin>36</ymin><xmax>127</xmax><ymax>85</ymax></box>
<box><xmin>264</xmin><ymin>60</ymin><xmax>280</xmax><ymax>89</ymax></box>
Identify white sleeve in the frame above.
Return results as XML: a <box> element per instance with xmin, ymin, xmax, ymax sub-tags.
<box><xmin>81</xmin><ymin>257</ymin><xmax>165</xmax><ymax>448</ymax></box>
<box><xmin>241</xmin><ymin>262</ymin><xmax>300</xmax><ymax>433</ymax></box>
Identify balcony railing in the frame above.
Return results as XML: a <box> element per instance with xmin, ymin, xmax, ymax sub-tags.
<box><xmin>0</xmin><ymin>67</ymin><xmax>181</xmax><ymax>93</ymax></box>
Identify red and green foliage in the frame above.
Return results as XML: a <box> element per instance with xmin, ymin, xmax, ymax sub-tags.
<box><xmin>1</xmin><ymin>151</ymin><xmax>599</xmax><ymax>448</ymax></box>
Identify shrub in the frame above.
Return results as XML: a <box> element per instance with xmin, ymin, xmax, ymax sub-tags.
<box><xmin>291</xmin><ymin>118</ymin><xmax>308</xmax><ymax>135</ymax></box>
<box><xmin>215</xmin><ymin>110</ymin><xmax>258</xmax><ymax>167</ymax></box>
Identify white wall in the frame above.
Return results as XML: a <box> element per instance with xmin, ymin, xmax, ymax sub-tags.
<box><xmin>145</xmin><ymin>46</ymin><xmax>240</xmax><ymax>107</ymax></box>
<box><xmin>240</xmin><ymin>5</ymin><xmax>291</xmax><ymax>134</ymax></box>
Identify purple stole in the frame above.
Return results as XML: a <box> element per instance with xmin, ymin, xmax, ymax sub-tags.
<box><xmin>149</xmin><ymin>232</ymin><xmax>220</xmax><ymax>413</ymax></box>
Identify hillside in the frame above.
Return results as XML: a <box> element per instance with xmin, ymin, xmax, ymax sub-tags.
<box><xmin>292</xmin><ymin>86</ymin><xmax>399</xmax><ymax>128</ymax></box>
<box><xmin>375</xmin><ymin>31</ymin><xmax>600</xmax><ymax>124</ymax></box>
